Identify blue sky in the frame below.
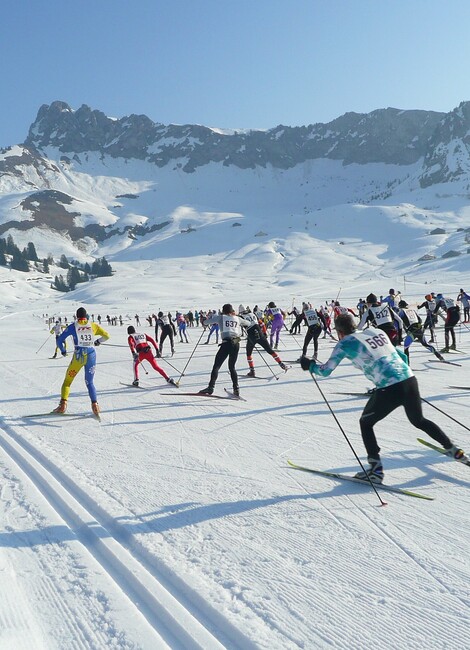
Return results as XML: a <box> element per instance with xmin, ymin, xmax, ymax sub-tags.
<box><xmin>2</xmin><ymin>0</ymin><xmax>470</xmax><ymax>148</ymax></box>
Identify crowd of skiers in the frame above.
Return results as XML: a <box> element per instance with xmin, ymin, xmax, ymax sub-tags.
<box><xmin>46</xmin><ymin>286</ymin><xmax>469</xmax><ymax>485</ymax></box>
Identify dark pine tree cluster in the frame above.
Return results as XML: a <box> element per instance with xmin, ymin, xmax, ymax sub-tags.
<box><xmin>0</xmin><ymin>234</ymin><xmax>113</xmax><ymax>292</ymax></box>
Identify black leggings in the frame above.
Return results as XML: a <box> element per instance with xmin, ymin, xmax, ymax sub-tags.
<box><xmin>159</xmin><ymin>325</ymin><xmax>174</xmax><ymax>352</ymax></box>
<box><xmin>302</xmin><ymin>325</ymin><xmax>321</xmax><ymax>356</ymax></box>
<box><xmin>209</xmin><ymin>339</ymin><xmax>240</xmax><ymax>389</ymax></box>
<box><xmin>246</xmin><ymin>330</ymin><xmax>275</xmax><ymax>356</ymax></box>
<box><xmin>359</xmin><ymin>376</ymin><xmax>452</xmax><ymax>458</ymax></box>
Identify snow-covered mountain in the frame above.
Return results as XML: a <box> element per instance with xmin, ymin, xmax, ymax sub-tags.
<box><xmin>1</xmin><ymin>100</ymin><xmax>470</xmax><ymax>308</ymax></box>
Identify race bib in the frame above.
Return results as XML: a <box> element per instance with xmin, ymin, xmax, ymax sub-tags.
<box><xmin>305</xmin><ymin>309</ymin><xmax>319</xmax><ymax>326</ymax></box>
<box><xmin>76</xmin><ymin>324</ymin><xmax>94</xmax><ymax>347</ymax></box>
<box><xmin>221</xmin><ymin>317</ymin><xmax>240</xmax><ymax>337</ymax></box>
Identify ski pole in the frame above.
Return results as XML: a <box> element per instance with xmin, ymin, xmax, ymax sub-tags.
<box><xmin>309</xmin><ymin>369</ymin><xmax>387</xmax><ymax>506</ymax></box>
<box><xmin>255</xmin><ymin>347</ymin><xmax>279</xmax><ymax>380</ymax></box>
<box><xmin>421</xmin><ymin>397</ymin><xmax>470</xmax><ymax>434</ymax></box>
<box><xmin>36</xmin><ymin>332</ymin><xmax>52</xmax><ymax>354</ymax></box>
<box><xmin>140</xmin><ymin>360</ymin><xmax>149</xmax><ymax>375</ymax></box>
<box><xmin>177</xmin><ymin>330</ymin><xmax>205</xmax><ymax>385</ymax></box>
<box><xmin>158</xmin><ymin>356</ymin><xmax>184</xmax><ymax>376</ymax></box>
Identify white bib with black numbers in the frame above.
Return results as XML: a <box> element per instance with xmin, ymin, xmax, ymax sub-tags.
<box><xmin>243</xmin><ymin>313</ymin><xmax>259</xmax><ymax>328</ymax></box>
<box><xmin>369</xmin><ymin>305</ymin><xmax>393</xmax><ymax>326</ymax></box>
<box><xmin>132</xmin><ymin>332</ymin><xmax>147</xmax><ymax>345</ymax></box>
<box><xmin>403</xmin><ymin>308</ymin><xmax>419</xmax><ymax>326</ymax></box>
<box><xmin>305</xmin><ymin>309</ymin><xmax>319</xmax><ymax>326</ymax></box>
<box><xmin>221</xmin><ymin>316</ymin><xmax>241</xmax><ymax>337</ymax></box>
<box><xmin>76</xmin><ymin>324</ymin><xmax>94</xmax><ymax>348</ymax></box>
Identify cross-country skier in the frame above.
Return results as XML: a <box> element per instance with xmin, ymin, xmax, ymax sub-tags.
<box><xmin>53</xmin><ymin>307</ymin><xmax>109</xmax><ymax>416</ymax></box>
<box><xmin>155</xmin><ymin>312</ymin><xmax>175</xmax><ymax>356</ymax></box>
<box><xmin>199</xmin><ymin>304</ymin><xmax>251</xmax><ymax>396</ymax></box>
<box><xmin>239</xmin><ymin>307</ymin><xmax>287</xmax><ymax>377</ymax></box>
<box><xmin>127</xmin><ymin>326</ymin><xmax>176</xmax><ymax>387</ymax></box>
<box><xmin>176</xmin><ymin>312</ymin><xmax>189</xmax><ymax>343</ymax></box>
<box><xmin>299</xmin><ymin>305</ymin><xmax>326</xmax><ymax>359</ymax></box>
<box><xmin>417</xmin><ymin>294</ymin><xmax>438</xmax><ymax>342</ymax></box>
<box><xmin>265</xmin><ymin>301</ymin><xmax>286</xmax><ymax>350</ymax></box>
<box><xmin>359</xmin><ymin>293</ymin><xmax>402</xmax><ymax>346</ymax></box>
<box><xmin>300</xmin><ymin>313</ymin><xmax>467</xmax><ymax>483</ymax></box>
<box><xmin>381</xmin><ymin>288</ymin><xmax>403</xmax><ymax>343</ymax></box>
<box><xmin>50</xmin><ymin>320</ymin><xmax>66</xmax><ymax>358</ymax></box>
<box><xmin>435</xmin><ymin>293</ymin><xmax>460</xmax><ymax>353</ymax></box>
<box><xmin>457</xmin><ymin>289</ymin><xmax>470</xmax><ymax>323</ymax></box>
<box><xmin>397</xmin><ymin>300</ymin><xmax>444</xmax><ymax>363</ymax></box>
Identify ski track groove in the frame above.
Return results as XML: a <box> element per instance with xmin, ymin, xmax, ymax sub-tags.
<box><xmin>0</xmin><ymin>417</ymin><xmax>258</xmax><ymax>650</ymax></box>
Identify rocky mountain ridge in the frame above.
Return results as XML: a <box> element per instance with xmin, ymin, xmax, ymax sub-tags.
<box><xmin>1</xmin><ymin>100</ymin><xmax>470</xmax><ymax>261</ymax></box>
<box><xmin>25</xmin><ymin>100</ymin><xmax>446</xmax><ymax>171</ymax></box>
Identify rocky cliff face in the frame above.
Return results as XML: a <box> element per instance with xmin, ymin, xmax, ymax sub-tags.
<box><xmin>24</xmin><ymin>100</ymin><xmax>445</xmax><ymax>172</ymax></box>
<box><xmin>419</xmin><ymin>102</ymin><xmax>470</xmax><ymax>187</ymax></box>
<box><xmin>2</xmin><ymin>99</ymin><xmax>470</xmax><ymax>251</ymax></box>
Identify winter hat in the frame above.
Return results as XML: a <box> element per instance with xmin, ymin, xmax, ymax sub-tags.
<box><xmin>366</xmin><ymin>293</ymin><xmax>378</xmax><ymax>304</ymax></box>
<box><xmin>76</xmin><ymin>307</ymin><xmax>87</xmax><ymax>320</ymax></box>
<box><xmin>127</xmin><ymin>325</ymin><xmax>135</xmax><ymax>334</ymax></box>
<box><xmin>398</xmin><ymin>300</ymin><xmax>408</xmax><ymax>308</ymax></box>
<box><xmin>268</xmin><ymin>301</ymin><xmax>276</xmax><ymax>308</ymax></box>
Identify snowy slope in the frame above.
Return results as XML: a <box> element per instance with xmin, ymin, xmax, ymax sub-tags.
<box><xmin>0</xmin><ymin>263</ymin><xmax>470</xmax><ymax>648</ymax></box>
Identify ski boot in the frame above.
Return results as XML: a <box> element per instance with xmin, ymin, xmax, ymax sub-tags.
<box><xmin>354</xmin><ymin>457</ymin><xmax>384</xmax><ymax>484</ymax></box>
<box><xmin>167</xmin><ymin>378</ymin><xmax>178</xmax><ymax>387</ymax></box>
<box><xmin>445</xmin><ymin>445</ymin><xmax>468</xmax><ymax>461</ymax></box>
<box><xmin>53</xmin><ymin>399</ymin><xmax>67</xmax><ymax>414</ymax></box>
<box><xmin>440</xmin><ymin>347</ymin><xmax>449</xmax><ymax>354</ymax></box>
<box><xmin>132</xmin><ymin>379</ymin><xmax>139</xmax><ymax>387</ymax></box>
<box><xmin>92</xmin><ymin>402</ymin><xmax>100</xmax><ymax>417</ymax></box>
<box><xmin>232</xmin><ymin>387</ymin><xmax>240</xmax><ymax>397</ymax></box>
<box><xmin>199</xmin><ymin>386</ymin><xmax>214</xmax><ymax>395</ymax></box>
<box><xmin>279</xmin><ymin>362</ymin><xmax>288</xmax><ymax>371</ymax></box>
<box><xmin>246</xmin><ymin>368</ymin><xmax>256</xmax><ymax>377</ymax></box>
<box><xmin>450</xmin><ymin>343</ymin><xmax>457</xmax><ymax>351</ymax></box>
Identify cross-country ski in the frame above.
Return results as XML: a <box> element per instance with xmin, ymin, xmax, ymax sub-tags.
<box><xmin>287</xmin><ymin>460</ymin><xmax>434</xmax><ymax>500</ymax></box>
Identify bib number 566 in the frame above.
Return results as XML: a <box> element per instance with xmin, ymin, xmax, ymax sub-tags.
<box><xmin>366</xmin><ymin>333</ymin><xmax>388</xmax><ymax>349</ymax></box>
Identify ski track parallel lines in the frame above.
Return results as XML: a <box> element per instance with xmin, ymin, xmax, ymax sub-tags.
<box><xmin>0</xmin><ymin>419</ymin><xmax>258</xmax><ymax>650</ymax></box>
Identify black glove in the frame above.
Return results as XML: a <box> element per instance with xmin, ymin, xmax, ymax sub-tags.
<box><xmin>133</xmin><ymin>352</ymin><xmax>139</xmax><ymax>361</ymax></box>
<box><xmin>300</xmin><ymin>355</ymin><xmax>312</xmax><ymax>371</ymax></box>
<box><xmin>94</xmin><ymin>339</ymin><xmax>101</xmax><ymax>346</ymax></box>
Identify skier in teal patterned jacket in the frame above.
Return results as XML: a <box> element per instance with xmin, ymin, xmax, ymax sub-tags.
<box><xmin>300</xmin><ymin>313</ymin><xmax>467</xmax><ymax>483</ymax></box>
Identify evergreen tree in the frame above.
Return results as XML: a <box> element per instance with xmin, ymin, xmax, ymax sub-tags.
<box><xmin>59</xmin><ymin>254</ymin><xmax>69</xmax><ymax>269</ymax></box>
<box><xmin>6</xmin><ymin>235</ymin><xmax>15</xmax><ymax>255</ymax></box>
<box><xmin>53</xmin><ymin>275</ymin><xmax>68</xmax><ymax>292</ymax></box>
<box><xmin>92</xmin><ymin>256</ymin><xmax>113</xmax><ymax>277</ymax></box>
<box><xmin>67</xmin><ymin>266</ymin><xmax>81</xmax><ymax>290</ymax></box>
<box><xmin>26</xmin><ymin>242</ymin><xmax>39</xmax><ymax>261</ymax></box>
<box><xmin>43</xmin><ymin>257</ymin><xmax>50</xmax><ymax>273</ymax></box>
<box><xmin>10</xmin><ymin>248</ymin><xmax>30</xmax><ymax>272</ymax></box>
<box><xmin>0</xmin><ymin>249</ymin><xmax>6</xmax><ymax>266</ymax></box>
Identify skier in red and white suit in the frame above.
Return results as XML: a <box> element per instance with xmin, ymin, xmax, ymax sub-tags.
<box><xmin>127</xmin><ymin>326</ymin><xmax>177</xmax><ymax>387</ymax></box>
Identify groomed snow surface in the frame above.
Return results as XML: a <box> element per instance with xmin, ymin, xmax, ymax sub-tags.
<box><xmin>0</xmin><ymin>296</ymin><xmax>469</xmax><ymax>649</ymax></box>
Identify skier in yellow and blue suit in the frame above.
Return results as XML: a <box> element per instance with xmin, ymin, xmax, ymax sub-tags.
<box><xmin>53</xmin><ymin>307</ymin><xmax>109</xmax><ymax>416</ymax></box>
